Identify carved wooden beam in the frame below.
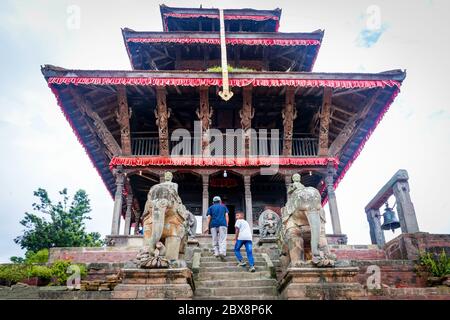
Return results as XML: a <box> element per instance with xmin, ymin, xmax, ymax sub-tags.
<box><xmin>155</xmin><ymin>87</ymin><xmax>170</xmax><ymax>156</ymax></box>
<box><xmin>116</xmin><ymin>86</ymin><xmax>132</xmax><ymax>155</ymax></box>
<box><xmin>318</xmin><ymin>87</ymin><xmax>332</xmax><ymax>156</ymax></box>
<box><xmin>282</xmin><ymin>87</ymin><xmax>297</xmax><ymax>156</ymax></box>
<box><xmin>328</xmin><ymin>88</ymin><xmax>381</xmax><ymax>157</ymax></box>
<box><xmin>70</xmin><ymin>88</ymin><xmax>122</xmax><ymax>157</ymax></box>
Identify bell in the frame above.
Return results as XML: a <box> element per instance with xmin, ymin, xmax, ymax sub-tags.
<box><xmin>381</xmin><ymin>204</ymin><xmax>400</xmax><ymax>232</ymax></box>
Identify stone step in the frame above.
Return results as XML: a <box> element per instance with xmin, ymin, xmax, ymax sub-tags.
<box><xmin>200</xmin><ymin>256</ymin><xmax>266</xmax><ymax>263</ymax></box>
<box><xmin>196</xmin><ymin>279</ymin><xmax>277</xmax><ymax>288</ymax></box>
<box><xmin>198</xmin><ymin>266</ymin><xmax>264</xmax><ymax>273</ymax></box>
<box><xmin>201</xmin><ymin>250</ymin><xmax>265</xmax><ymax>256</ymax></box>
<box><xmin>200</xmin><ymin>261</ymin><xmax>267</xmax><ymax>268</ymax></box>
<box><xmin>195</xmin><ymin>286</ymin><xmax>278</xmax><ymax>297</ymax></box>
<box><xmin>197</xmin><ymin>271</ymin><xmax>271</xmax><ymax>281</ymax></box>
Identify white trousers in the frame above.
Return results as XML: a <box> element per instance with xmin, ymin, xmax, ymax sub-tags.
<box><xmin>211</xmin><ymin>226</ymin><xmax>227</xmax><ymax>256</ymax></box>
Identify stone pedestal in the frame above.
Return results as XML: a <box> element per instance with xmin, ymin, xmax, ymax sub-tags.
<box><xmin>278</xmin><ymin>267</ymin><xmax>365</xmax><ymax>300</ymax></box>
<box><xmin>105</xmin><ymin>235</ymin><xmax>143</xmax><ymax>247</ymax></box>
<box><xmin>113</xmin><ymin>268</ymin><xmax>194</xmax><ymax>299</ymax></box>
<box><xmin>257</xmin><ymin>237</ymin><xmax>279</xmax><ymax>261</ymax></box>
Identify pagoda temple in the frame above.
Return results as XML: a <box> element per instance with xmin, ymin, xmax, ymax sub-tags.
<box><xmin>42</xmin><ymin>4</ymin><xmax>405</xmax><ymax>243</ymax></box>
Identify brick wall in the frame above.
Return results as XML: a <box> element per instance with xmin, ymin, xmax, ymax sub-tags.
<box><xmin>384</xmin><ymin>233</ymin><xmax>450</xmax><ymax>260</ymax></box>
<box><xmin>49</xmin><ymin>247</ymin><xmax>139</xmax><ymax>264</ymax></box>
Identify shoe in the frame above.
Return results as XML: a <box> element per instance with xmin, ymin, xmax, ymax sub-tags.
<box><xmin>219</xmin><ymin>254</ymin><xmax>226</xmax><ymax>261</ymax></box>
<box><xmin>249</xmin><ymin>266</ymin><xmax>256</xmax><ymax>272</ymax></box>
<box><xmin>237</xmin><ymin>261</ymin><xmax>247</xmax><ymax>267</ymax></box>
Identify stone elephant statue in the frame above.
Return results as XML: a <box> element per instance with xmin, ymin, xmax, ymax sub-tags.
<box><xmin>280</xmin><ymin>174</ymin><xmax>336</xmax><ymax>267</ymax></box>
<box><xmin>138</xmin><ymin>173</ymin><xmax>188</xmax><ymax>268</ymax></box>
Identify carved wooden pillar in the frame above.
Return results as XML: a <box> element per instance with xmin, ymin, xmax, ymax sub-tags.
<box><xmin>155</xmin><ymin>87</ymin><xmax>170</xmax><ymax>157</ymax></box>
<box><xmin>325</xmin><ymin>165</ymin><xmax>342</xmax><ymax>235</ymax></box>
<box><xmin>282</xmin><ymin>87</ymin><xmax>297</xmax><ymax>156</ymax></box>
<box><xmin>240</xmin><ymin>86</ymin><xmax>254</xmax><ymax>157</ymax></box>
<box><xmin>393</xmin><ymin>180</ymin><xmax>419</xmax><ymax>233</ymax></box>
<box><xmin>116</xmin><ymin>86</ymin><xmax>132</xmax><ymax>155</ymax></box>
<box><xmin>124</xmin><ymin>192</ymin><xmax>133</xmax><ymax>235</ymax></box>
<box><xmin>202</xmin><ymin>174</ymin><xmax>210</xmax><ymax>231</ymax></box>
<box><xmin>318</xmin><ymin>87</ymin><xmax>332</xmax><ymax>156</ymax></box>
<box><xmin>366</xmin><ymin>208</ymin><xmax>385</xmax><ymax>247</ymax></box>
<box><xmin>197</xmin><ymin>86</ymin><xmax>212</xmax><ymax>156</ymax></box>
<box><xmin>111</xmin><ymin>168</ymin><xmax>125</xmax><ymax>235</ymax></box>
<box><xmin>244</xmin><ymin>175</ymin><xmax>253</xmax><ymax>233</ymax></box>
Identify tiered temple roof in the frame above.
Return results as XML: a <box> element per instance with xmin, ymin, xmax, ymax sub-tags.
<box><xmin>42</xmin><ymin>4</ymin><xmax>405</xmax><ymax>216</ymax></box>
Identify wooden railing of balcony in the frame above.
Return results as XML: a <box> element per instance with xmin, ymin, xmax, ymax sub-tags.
<box><xmin>130</xmin><ymin>136</ymin><xmax>318</xmax><ymax>157</ymax></box>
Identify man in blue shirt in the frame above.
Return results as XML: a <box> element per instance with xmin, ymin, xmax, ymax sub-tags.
<box><xmin>204</xmin><ymin>196</ymin><xmax>229</xmax><ymax>260</ymax></box>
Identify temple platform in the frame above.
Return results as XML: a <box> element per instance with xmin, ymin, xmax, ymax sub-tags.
<box><xmin>112</xmin><ymin>268</ymin><xmax>194</xmax><ymax>299</ymax></box>
<box><xmin>278</xmin><ymin>267</ymin><xmax>365</xmax><ymax>300</ymax></box>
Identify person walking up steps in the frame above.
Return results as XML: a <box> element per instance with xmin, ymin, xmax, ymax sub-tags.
<box><xmin>204</xmin><ymin>196</ymin><xmax>229</xmax><ymax>261</ymax></box>
<box><xmin>234</xmin><ymin>211</ymin><xmax>255</xmax><ymax>272</ymax></box>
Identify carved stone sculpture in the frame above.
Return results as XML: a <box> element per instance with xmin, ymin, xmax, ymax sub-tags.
<box><xmin>280</xmin><ymin>173</ymin><xmax>336</xmax><ymax>267</ymax></box>
<box><xmin>137</xmin><ymin>172</ymin><xmax>188</xmax><ymax>268</ymax></box>
<box><xmin>186</xmin><ymin>210</ymin><xmax>197</xmax><ymax>238</ymax></box>
<box><xmin>258</xmin><ymin>209</ymin><xmax>281</xmax><ymax>238</ymax></box>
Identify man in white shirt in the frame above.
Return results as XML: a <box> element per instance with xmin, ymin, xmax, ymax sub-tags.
<box><xmin>234</xmin><ymin>211</ymin><xmax>255</xmax><ymax>272</ymax></box>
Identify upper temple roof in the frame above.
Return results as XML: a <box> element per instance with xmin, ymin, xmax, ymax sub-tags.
<box><xmin>159</xmin><ymin>4</ymin><xmax>282</xmax><ymax>32</ymax></box>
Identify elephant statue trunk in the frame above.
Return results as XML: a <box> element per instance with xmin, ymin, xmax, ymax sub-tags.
<box><xmin>146</xmin><ymin>198</ymin><xmax>168</xmax><ymax>256</ymax></box>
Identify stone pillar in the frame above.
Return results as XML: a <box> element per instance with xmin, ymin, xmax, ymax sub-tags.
<box><xmin>202</xmin><ymin>174</ymin><xmax>210</xmax><ymax>231</ymax></box>
<box><xmin>393</xmin><ymin>180</ymin><xmax>419</xmax><ymax>233</ymax></box>
<box><xmin>325</xmin><ymin>166</ymin><xmax>342</xmax><ymax>235</ymax></box>
<box><xmin>124</xmin><ymin>192</ymin><xmax>133</xmax><ymax>235</ymax></box>
<box><xmin>285</xmin><ymin>174</ymin><xmax>292</xmax><ymax>198</ymax></box>
<box><xmin>111</xmin><ymin>169</ymin><xmax>125</xmax><ymax>235</ymax></box>
<box><xmin>366</xmin><ymin>208</ymin><xmax>385</xmax><ymax>247</ymax></box>
<box><xmin>282</xmin><ymin>87</ymin><xmax>296</xmax><ymax>156</ymax></box>
<box><xmin>244</xmin><ymin>175</ymin><xmax>253</xmax><ymax>233</ymax></box>
<box><xmin>318</xmin><ymin>87</ymin><xmax>332</xmax><ymax>156</ymax></box>
<box><xmin>155</xmin><ymin>87</ymin><xmax>170</xmax><ymax>157</ymax></box>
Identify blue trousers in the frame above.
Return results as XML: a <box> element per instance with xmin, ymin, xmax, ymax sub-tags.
<box><xmin>234</xmin><ymin>240</ymin><xmax>254</xmax><ymax>267</ymax></box>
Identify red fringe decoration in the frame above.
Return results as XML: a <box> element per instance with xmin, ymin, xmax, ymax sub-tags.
<box><xmin>163</xmin><ymin>13</ymin><xmax>280</xmax><ymax>32</ymax></box>
<box><xmin>48</xmin><ymin>84</ymin><xmax>114</xmax><ymax>199</ymax></box>
<box><xmin>126</xmin><ymin>37</ymin><xmax>320</xmax><ymax>47</ymax></box>
<box><xmin>48</xmin><ymin>76</ymin><xmax>401</xmax><ymax>89</ymax></box>
<box><xmin>109</xmin><ymin>156</ymin><xmax>339</xmax><ymax>170</ymax></box>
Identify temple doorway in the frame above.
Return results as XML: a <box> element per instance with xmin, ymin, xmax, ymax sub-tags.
<box><xmin>209</xmin><ymin>170</ymin><xmax>244</xmax><ymax>234</ymax></box>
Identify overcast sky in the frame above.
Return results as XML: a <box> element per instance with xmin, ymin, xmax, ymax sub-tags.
<box><xmin>0</xmin><ymin>0</ymin><xmax>449</xmax><ymax>262</ymax></box>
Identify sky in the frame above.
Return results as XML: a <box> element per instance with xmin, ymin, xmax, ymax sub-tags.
<box><xmin>0</xmin><ymin>0</ymin><xmax>449</xmax><ymax>262</ymax></box>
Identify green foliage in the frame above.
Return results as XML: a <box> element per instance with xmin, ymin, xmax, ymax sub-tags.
<box><xmin>14</xmin><ymin>188</ymin><xmax>103</xmax><ymax>253</ymax></box>
<box><xmin>0</xmin><ymin>260</ymin><xmax>87</xmax><ymax>286</ymax></box>
<box><xmin>25</xmin><ymin>249</ymin><xmax>49</xmax><ymax>264</ymax></box>
<box><xmin>9</xmin><ymin>256</ymin><xmax>25</xmax><ymax>264</ymax></box>
<box><xmin>207</xmin><ymin>65</ymin><xmax>256</xmax><ymax>72</ymax></box>
<box><xmin>50</xmin><ymin>260</ymin><xmax>87</xmax><ymax>285</ymax></box>
<box><xmin>28</xmin><ymin>265</ymin><xmax>53</xmax><ymax>280</ymax></box>
<box><xmin>0</xmin><ymin>264</ymin><xmax>29</xmax><ymax>284</ymax></box>
<box><xmin>417</xmin><ymin>249</ymin><xmax>450</xmax><ymax>277</ymax></box>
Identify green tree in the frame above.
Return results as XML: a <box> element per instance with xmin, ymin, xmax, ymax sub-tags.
<box><xmin>14</xmin><ymin>188</ymin><xmax>103</xmax><ymax>252</ymax></box>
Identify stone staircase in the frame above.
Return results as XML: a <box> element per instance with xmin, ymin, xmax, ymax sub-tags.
<box><xmin>193</xmin><ymin>235</ymin><xmax>279</xmax><ymax>300</ymax></box>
